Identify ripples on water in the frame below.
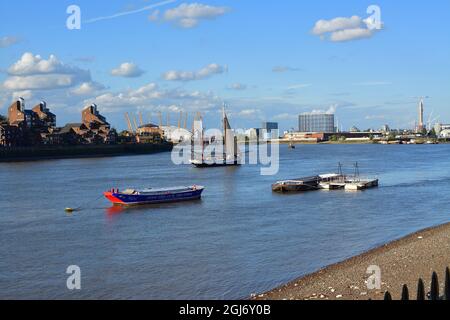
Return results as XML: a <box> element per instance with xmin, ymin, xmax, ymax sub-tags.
<box><xmin>0</xmin><ymin>144</ymin><xmax>449</xmax><ymax>299</ymax></box>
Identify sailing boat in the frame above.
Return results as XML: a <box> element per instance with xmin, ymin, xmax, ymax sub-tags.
<box><xmin>190</xmin><ymin>105</ymin><xmax>241</xmax><ymax>168</ymax></box>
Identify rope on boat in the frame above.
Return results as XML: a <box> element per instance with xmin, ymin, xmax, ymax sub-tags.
<box><xmin>65</xmin><ymin>194</ymin><xmax>104</xmax><ymax>213</ymax></box>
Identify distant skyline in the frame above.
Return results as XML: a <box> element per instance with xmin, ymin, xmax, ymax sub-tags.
<box><xmin>0</xmin><ymin>0</ymin><xmax>449</xmax><ymax>131</ymax></box>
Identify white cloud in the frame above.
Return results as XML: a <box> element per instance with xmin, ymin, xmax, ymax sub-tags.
<box><xmin>8</xmin><ymin>52</ymin><xmax>85</xmax><ymax>76</ymax></box>
<box><xmin>3</xmin><ymin>53</ymin><xmax>91</xmax><ymax>92</ymax></box>
<box><xmin>4</xmin><ymin>74</ymin><xmax>89</xmax><ymax>91</ymax></box>
<box><xmin>330</xmin><ymin>28</ymin><xmax>374</xmax><ymax>42</ymax></box>
<box><xmin>88</xmin><ymin>82</ymin><xmax>221</xmax><ymax>113</ymax></box>
<box><xmin>312</xmin><ymin>16</ymin><xmax>362</xmax><ymax>35</ymax></box>
<box><xmin>309</xmin><ymin>104</ymin><xmax>338</xmax><ymax>115</ymax></box>
<box><xmin>0</xmin><ymin>36</ymin><xmax>20</xmax><ymax>48</ymax></box>
<box><xmin>71</xmin><ymin>82</ymin><xmax>106</xmax><ymax>96</ymax></box>
<box><xmin>227</xmin><ymin>83</ymin><xmax>247</xmax><ymax>91</ymax></box>
<box><xmin>12</xmin><ymin>90</ymin><xmax>33</xmax><ymax>101</ymax></box>
<box><xmin>162</xmin><ymin>63</ymin><xmax>227</xmax><ymax>81</ymax></box>
<box><xmin>151</xmin><ymin>3</ymin><xmax>230</xmax><ymax>28</ymax></box>
<box><xmin>312</xmin><ymin>15</ymin><xmax>381</xmax><ymax>42</ymax></box>
<box><xmin>1</xmin><ymin>52</ymin><xmax>104</xmax><ymax>113</ymax></box>
<box><xmin>111</xmin><ymin>62</ymin><xmax>145</xmax><ymax>78</ymax></box>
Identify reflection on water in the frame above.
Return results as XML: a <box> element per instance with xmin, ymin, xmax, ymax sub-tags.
<box><xmin>0</xmin><ymin>144</ymin><xmax>449</xmax><ymax>299</ymax></box>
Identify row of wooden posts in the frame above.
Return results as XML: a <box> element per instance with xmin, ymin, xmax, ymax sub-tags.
<box><xmin>383</xmin><ymin>267</ymin><xmax>450</xmax><ymax>300</ymax></box>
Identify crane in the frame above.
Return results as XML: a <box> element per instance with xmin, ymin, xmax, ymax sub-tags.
<box><xmin>124</xmin><ymin>113</ymin><xmax>133</xmax><ymax>134</ymax></box>
<box><xmin>178</xmin><ymin>111</ymin><xmax>182</xmax><ymax>128</ymax></box>
<box><xmin>132</xmin><ymin>115</ymin><xmax>139</xmax><ymax>132</ymax></box>
<box><xmin>139</xmin><ymin>112</ymin><xmax>144</xmax><ymax>127</ymax></box>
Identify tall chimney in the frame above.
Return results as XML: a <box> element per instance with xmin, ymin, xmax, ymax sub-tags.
<box><xmin>418</xmin><ymin>99</ymin><xmax>424</xmax><ymax>132</ymax></box>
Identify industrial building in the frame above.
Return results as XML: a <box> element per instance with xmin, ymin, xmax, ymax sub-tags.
<box><xmin>262</xmin><ymin>122</ymin><xmax>279</xmax><ymax>140</ymax></box>
<box><xmin>435</xmin><ymin>123</ymin><xmax>450</xmax><ymax>138</ymax></box>
<box><xmin>298</xmin><ymin>112</ymin><xmax>335</xmax><ymax>133</ymax></box>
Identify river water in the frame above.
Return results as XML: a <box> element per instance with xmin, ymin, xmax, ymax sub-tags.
<box><xmin>0</xmin><ymin>144</ymin><xmax>449</xmax><ymax>299</ymax></box>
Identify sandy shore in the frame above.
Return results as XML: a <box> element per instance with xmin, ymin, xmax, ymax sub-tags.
<box><xmin>254</xmin><ymin>222</ymin><xmax>450</xmax><ymax>300</ymax></box>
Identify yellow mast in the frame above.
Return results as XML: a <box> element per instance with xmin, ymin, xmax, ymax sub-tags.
<box><xmin>124</xmin><ymin>113</ymin><xmax>133</xmax><ymax>133</ymax></box>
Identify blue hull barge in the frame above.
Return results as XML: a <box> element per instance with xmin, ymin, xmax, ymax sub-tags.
<box><xmin>104</xmin><ymin>186</ymin><xmax>204</xmax><ymax>206</ymax></box>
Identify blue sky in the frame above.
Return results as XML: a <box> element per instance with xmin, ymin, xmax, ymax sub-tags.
<box><xmin>0</xmin><ymin>0</ymin><xmax>449</xmax><ymax>131</ymax></box>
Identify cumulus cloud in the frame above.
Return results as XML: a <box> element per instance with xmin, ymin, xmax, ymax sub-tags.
<box><xmin>4</xmin><ymin>74</ymin><xmax>88</xmax><ymax>91</ymax></box>
<box><xmin>3</xmin><ymin>53</ymin><xmax>92</xmax><ymax>92</ymax></box>
<box><xmin>312</xmin><ymin>16</ymin><xmax>362</xmax><ymax>35</ymax></box>
<box><xmin>227</xmin><ymin>83</ymin><xmax>247</xmax><ymax>91</ymax></box>
<box><xmin>0</xmin><ymin>36</ymin><xmax>20</xmax><ymax>48</ymax></box>
<box><xmin>312</xmin><ymin>15</ymin><xmax>381</xmax><ymax>42</ymax></box>
<box><xmin>162</xmin><ymin>63</ymin><xmax>227</xmax><ymax>81</ymax></box>
<box><xmin>309</xmin><ymin>104</ymin><xmax>338</xmax><ymax>115</ymax></box>
<box><xmin>330</xmin><ymin>28</ymin><xmax>373</xmax><ymax>42</ymax></box>
<box><xmin>150</xmin><ymin>3</ymin><xmax>230</xmax><ymax>28</ymax></box>
<box><xmin>1</xmin><ymin>52</ymin><xmax>105</xmax><ymax>112</ymax></box>
<box><xmin>8</xmin><ymin>52</ymin><xmax>86</xmax><ymax>76</ymax></box>
<box><xmin>71</xmin><ymin>82</ymin><xmax>106</xmax><ymax>96</ymax></box>
<box><xmin>11</xmin><ymin>90</ymin><xmax>33</xmax><ymax>101</ymax></box>
<box><xmin>111</xmin><ymin>62</ymin><xmax>145</xmax><ymax>78</ymax></box>
<box><xmin>88</xmin><ymin>82</ymin><xmax>221</xmax><ymax>113</ymax></box>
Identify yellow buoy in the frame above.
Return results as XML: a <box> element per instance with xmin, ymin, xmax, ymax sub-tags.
<box><xmin>65</xmin><ymin>208</ymin><xmax>75</xmax><ymax>213</ymax></box>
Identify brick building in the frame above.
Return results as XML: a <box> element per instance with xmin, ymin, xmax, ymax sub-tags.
<box><xmin>2</xmin><ymin>99</ymin><xmax>117</xmax><ymax>147</ymax></box>
<box><xmin>32</xmin><ymin>101</ymin><xmax>56</xmax><ymax>128</ymax></box>
<box><xmin>3</xmin><ymin>98</ymin><xmax>57</xmax><ymax>146</ymax></box>
<box><xmin>81</xmin><ymin>104</ymin><xmax>116</xmax><ymax>144</ymax></box>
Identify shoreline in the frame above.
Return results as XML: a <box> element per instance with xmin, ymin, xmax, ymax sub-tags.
<box><xmin>254</xmin><ymin>222</ymin><xmax>450</xmax><ymax>300</ymax></box>
<box><xmin>0</xmin><ymin>143</ymin><xmax>173</xmax><ymax>162</ymax></box>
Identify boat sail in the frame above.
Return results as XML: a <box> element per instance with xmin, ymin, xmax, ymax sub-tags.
<box><xmin>190</xmin><ymin>105</ymin><xmax>241</xmax><ymax>167</ymax></box>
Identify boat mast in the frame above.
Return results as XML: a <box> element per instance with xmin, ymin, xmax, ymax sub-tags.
<box><xmin>223</xmin><ymin>103</ymin><xmax>227</xmax><ymax>163</ymax></box>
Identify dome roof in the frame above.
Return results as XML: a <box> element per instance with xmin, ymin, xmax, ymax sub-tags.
<box><xmin>139</xmin><ymin>123</ymin><xmax>159</xmax><ymax>129</ymax></box>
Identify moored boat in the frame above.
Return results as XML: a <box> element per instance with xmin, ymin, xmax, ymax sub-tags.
<box><xmin>104</xmin><ymin>185</ymin><xmax>204</xmax><ymax>206</ymax></box>
<box><xmin>191</xmin><ymin>104</ymin><xmax>241</xmax><ymax>168</ymax></box>
<box><xmin>272</xmin><ymin>176</ymin><xmax>321</xmax><ymax>193</ymax></box>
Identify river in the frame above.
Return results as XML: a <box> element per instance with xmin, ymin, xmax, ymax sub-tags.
<box><xmin>0</xmin><ymin>144</ymin><xmax>449</xmax><ymax>299</ymax></box>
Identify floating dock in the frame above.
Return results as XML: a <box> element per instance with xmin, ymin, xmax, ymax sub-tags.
<box><xmin>272</xmin><ymin>163</ymin><xmax>378</xmax><ymax>193</ymax></box>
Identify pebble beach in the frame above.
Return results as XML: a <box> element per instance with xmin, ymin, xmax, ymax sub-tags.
<box><xmin>255</xmin><ymin>222</ymin><xmax>450</xmax><ymax>300</ymax></box>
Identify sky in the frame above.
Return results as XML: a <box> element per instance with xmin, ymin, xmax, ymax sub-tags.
<box><xmin>0</xmin><ymin>0</ymin><xmax>449</xmax><ymax>132</ymax></box>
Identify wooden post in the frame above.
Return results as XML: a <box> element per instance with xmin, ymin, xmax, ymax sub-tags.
<box><xmin>417</xmin><ymin>278</ymin><xmax>425</xmax><ymax>300</ymax></box>
<box><xmin>401</xmin><ymin>284</ymin><xmax>409</xmax><ymax>301</ymax></box>
<box><xmin>384</xmin><ymin>291</ymin><xmax>392</xmax><ymax>300</ymax></box>
<box><xmin>444</xmin><ymin>267</ymin><xmax>450</xmax><ymax>301</ymax></box>
<box><xmin>430</xmin><ymin>272</ymin><xmax>439</xmax><ymax>300</ymax></box>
